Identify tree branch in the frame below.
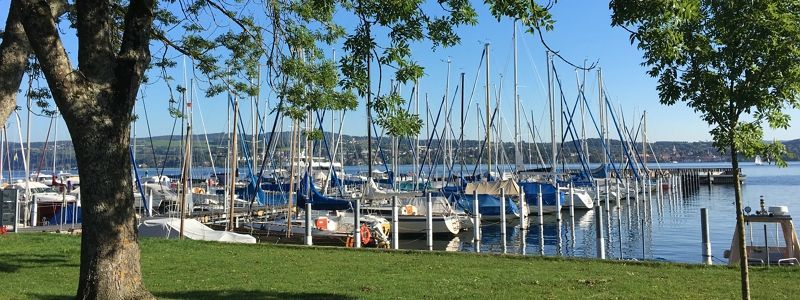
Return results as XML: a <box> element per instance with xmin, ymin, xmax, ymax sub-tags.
<box><xmin>0</xmin><ymin>0</ymin><xmax>68</xmax><ymax>124</ymax></box>
<box><xmin>76</xmin><ymin>0</ymin><xmax>116</xmax><ymax>81</ymax></box>
<box><xmin>114</xmin><ymin>0</ymin><xmax>157</xmax><ymax>118</ymax></box>
<box><xmin>535</xmin><ymin>26</ymin><xmax>598</xmax><ymax>71</ymax></box>
<box><xmin>17</xmin><ymin>0</ymin><xmax>77</xmax><ymax>112</ymax></box>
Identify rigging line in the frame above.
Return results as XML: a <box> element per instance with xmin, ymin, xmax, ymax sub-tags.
<box><xmin>603</xmin><ymin>93</ymin><xmax>640</xmax><ymax>181</ymax></box>
<box><xmin>578</xmin><ymin>82</ymin><xmax>622</xmax><ymax>184</ymax></box>
<box><xmin>552</xmin><ymin>66</ymin><xmax>592</xmax><ymax>177</ymax></box>
<box><xmin>33</xmin><ymin>116</ymin><xmax>55</xmax><ymax>179</ymax></box>
<box><xmin>520</xmin><ymin>33</ymin><xmax>549</xmax><ymax>101</ymax></box>
<box><xmin>470</xmin><ymin>104</ymin><xmax>500</xmax><ymax>178</ymax></box>
<box><xmin>520</xmin><ymin>102</ymin><xmax>546</xmax><ymax>167</ymax></box>
<box><xmin>248</xmin><ymin>91</ymin><xmax>286</xmax><ymax>212</ymax></box>
<box><xmin>191</xmin><ymin>91</ymin><xmax>218</xmax><ymax>179</ymax></box>
<box><xmin>416</xmin><ymin>88</ymin><xmax>448</xmax><ymax>188</ymax></box>
<box><xmin>462</xmin><ymin>48</ymin><xmax>486</xmax><ymax>135</ymax></box>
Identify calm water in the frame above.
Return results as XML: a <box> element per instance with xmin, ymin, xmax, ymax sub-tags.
<box><xmin>15</xmin><ymin>162</ymin><xmax>799</xmax><ymax>264</ymax></box>
<box><xmin>406</xmin><ymin>162</ymin><xmax>800</xmax><ymax>264</ymax></box>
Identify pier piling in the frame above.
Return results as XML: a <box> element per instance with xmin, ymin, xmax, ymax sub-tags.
<box><xmin>595</xmin><ymin>206</ymin><xmax>606</xmax><ymax>259</ymax></box>
<box><xmin>500</xmin><ymin>188</ymin><xmax>507</xmax><ymax>252</ymax></box>
<box><xmin>305</xmin><ymin>202</ymin><xmax>312</xmax><ymax>246</ymax></box>
<box><xmin>427</xmin><ymin>193</ymin><xmax>433</xmax><ymax>251</ymax></box>
<box><xmin>701</xmin><ymin>208</ymin><xmax>711</xmax><ymax>265</ymax></box>
<box><xmin>392</xmin><ymin>196</ymin><xmax>399</xmax><ymax>250</ymax></box>
<box><xmin>473</xmin><ymin>190</ymin><xmax>480</xmax><ymax>253</ymax></box>
<box><xmin>354</xmin><ymin>198</ymin><xmax>361</xmax><ymax>248</ymax></box>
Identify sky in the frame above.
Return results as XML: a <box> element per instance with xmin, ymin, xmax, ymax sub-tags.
<box><xmin>2</xmin><ymin>1</ymin><xmax>799</xmax><ymax>144</ymax></box>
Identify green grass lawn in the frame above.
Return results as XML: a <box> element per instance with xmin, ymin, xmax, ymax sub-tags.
<box><xmin>2</xmin><ymin>233</ymin><xmax>799</xmax><ymax>299</ymax></box>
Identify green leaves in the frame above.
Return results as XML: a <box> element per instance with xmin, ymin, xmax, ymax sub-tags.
<box><xmin>373</xmin><ymin>92</ymin><xmax>422</xmax><ymax>137</ymax></box>
<box><xmin>611</xmin><ymin>0</ymin><xmax>800</xmax><ymax>163</ymax></box>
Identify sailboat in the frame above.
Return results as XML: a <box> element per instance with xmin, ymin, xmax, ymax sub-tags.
<box><xmin>755</xmin><ymin>155</ymin><xmax>764</xmax><ymax>166</ymax></box>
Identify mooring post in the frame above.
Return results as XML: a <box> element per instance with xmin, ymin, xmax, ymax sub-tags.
<box><xmin>473</xmin><ymin>190</ymin><xmax>480</xmax><ymax>253</ymax></box>
<box><xmin>427</xmin><ymin>192</ymin><xmax>433</xmax><ymax>251</ymax></box>
<box><xmin>569</xmin><ymin>184</ymin><xmax>575</xmax><ymax>218</ymax></box>
<box><xmin>641</xmin><ymin>218</ymin><xmax>646</xmax><ymax>260</ymax></box>
<box><xmin>520</xmin><ymin>191</ymin><xmax>528</xmax><ymax>229</ymax></box>
<box><xmin>634</xmin><ymin>177</ymin><xmax>640</xmax><ymax>203</ymax></box>
<box><xmin>305</xmin><ymin>202</ymin><xmax>312</xmax><ymax>246</ymax></box>
<box><xmin>618</xmin><ymin>207</ymin><xmax>623</xmax><ymax>260</ymax></box>
<box><xmin>764</xmin><ymin>224</ymin><xmax>770</xmax><ymax>268</ymax></box>
<box><xmin>354</xmin><ymin>198</ymin><xmax>361</xmax><ymax>248</ymax></box>
<box><xmin>392</xmin><ymin>195</ymin><xmax>399</xmax><ymax>250</ymax></box>
<box><xmin>615</xmin><ymin>178</ymin><xmax>621</xmax><ymax>209</ymax></box>
<box><xmin>13</xmin><ymin>190</ymin><xmax>20</xmax><ymax>233</ymax></box>
<box><xmin>701</xmin><ymin>208</ymin><xmax>711</xmax><ymax>265</ymax></box>
<box><xmin>500</xmin><ymin>188</ymin><xmax>507</xmax><ymax>251</ymax></box>
<box><xmin>537</xmin><ymin>187</ymin><xmax>544</xmax><ymax>225</ymax></box>
<box><xmin>604</xmin><ymin>178</ymin><xmax>610</xmax><ymax>212</ymax></box>
<box><xmin>555</xmin><ymin>183</ymin><xmax>562</xmax><ymax>222</ymax></box>
<box><xmin>595</xmin><ymin>206</ymin><xmax>606</xmax><ymax>259</ymax></box>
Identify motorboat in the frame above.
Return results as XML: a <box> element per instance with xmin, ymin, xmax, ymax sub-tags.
<box><xmin>726</xmin><ymin>202</ymin><xmax>800</xmax><ymax>266</ymax></box>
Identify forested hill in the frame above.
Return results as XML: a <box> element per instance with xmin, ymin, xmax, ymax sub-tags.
<box><xmin>11</xmin><ymin>134</ymin><xmax>800</xmax><ymax>170</ymax></box>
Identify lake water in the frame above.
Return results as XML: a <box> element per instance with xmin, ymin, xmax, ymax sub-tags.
<box><xmin>15</xmin><ymin>162</ymin><xmax>799</xmax><ymax>264</ymax></box>
<box><xmin>404</xmin><ymin>162</ymin><xmax>800</xmax><ymax>264</ymax></box>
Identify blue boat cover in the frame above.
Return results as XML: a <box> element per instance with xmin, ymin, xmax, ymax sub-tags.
<box><xmin>50</xmin><ymin>204</ymin><xmax>81</xmax><ymax>224</ymax></box>
<box><xmin>518</xmin><ymin>182</ymin><xmax>565</xmax><ymax>206</ymax></box>
<box><xmin>457</xmin><ymin>194</ymin><xmax>519</xmax><ymax>217</ymax></box>
<box><xmin>298</xmin><ymin>174</ymin><xmax>352</xmax><ymax>211</ymax></box>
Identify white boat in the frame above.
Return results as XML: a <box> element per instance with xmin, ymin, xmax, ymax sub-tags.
<box><xmin>12</xmin><ymin>181</ymin><xmax>78</xmax><ymax>225</ymax></box>
<box><xmin>138</xmin><ymin>217</ymin><xmax>256</xmax><ymax>244</ymax></box>
<box><xmin>363</xmin><ymin>196</ymin><xmax>462</xmax><ymax>235</ymax></box>
<box><xmin>726</xmin><ymin>205</ymin><xmax>800</xmax><ymax>266</ymax></box>
<box><xmin>247</xmin><ymin>211</ymin><xmax>391</xmax><ymax>247</ymax></box>
<box><xmin>559</xmin><ymin>186</ymin><xmax>595</xmax><ymax>210</ymax></box>
<box><xmin>755</xmin><ymin>155</ymin><xmax>764</xmax><ymax>166</ymax></box>
<box><xmin>361</xmin><ymin>179</ymin><xmax>463</xmax><ymax>235</ymax></box>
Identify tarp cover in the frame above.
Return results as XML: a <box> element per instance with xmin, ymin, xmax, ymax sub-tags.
<box><xmin>464</xmin><ymin>180</ymin><xmax>521</xmax><ymax>196</ymax></box>
<box><xmin>138</xmin><ymin>218</ymin><xmax>256</xmax><ymax>244</ymax></box>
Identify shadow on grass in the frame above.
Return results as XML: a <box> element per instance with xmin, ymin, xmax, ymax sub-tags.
<box><xmin>27</xmin><ymin>294</ymin><xmax>72</xmax><ymax>300</ymax></box>
<box><xmin>0</xmin><ymin>253</ymin><xmax>75</xmax><ymax>273</ymax></box>
<box><xmin>155</xmin><ymin>290</ymin><xmax>357</xmax><ymax>299</ymax></box>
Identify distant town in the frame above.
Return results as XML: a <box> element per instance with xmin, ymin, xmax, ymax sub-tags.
<box><xmin>13</xmin><ymin>133</ymin><xmax>799</xmax><ymax>172</ymax></box>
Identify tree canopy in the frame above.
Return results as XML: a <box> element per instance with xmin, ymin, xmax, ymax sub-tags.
<box><xmin>610</xmin><ymin>1</ymin><xmax>800</xmax><ymax>299</ymax></box>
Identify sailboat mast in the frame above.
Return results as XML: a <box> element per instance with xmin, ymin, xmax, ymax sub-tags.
<box><xmin>414</xmin><ymin>80</ymin><xmax>420</xmax><ymax>189</ymax></box>
<box><xmin>598</xmin><ymin>68</ymin><xmax>606</xmax><ymax>168</ymax></box>
<box><xmin>445</xmin><ymin>59</ymin><xmax>451</xmax><ymax>175</ymax></box>
<box><xmin>53</xmin><ymin>112</ymin><xmax>58</xmax><ymax>175</ymax></box>
<box><xmin>485</xmin><ymin>43</ymin><xmax>491</xmax><ymax>177</ymax></box>
<box><xmin>227</xmin><ymin>98</ymin><xmax>239</xmax><ymax>232</ymax></box>
<box><xmin>460</xmin><ymin>73</ymin><xmax>464</xmax><ymax>175</ymax></box>
<box><xmin>180</xmin><ymin>91</ymin><xmax>193</xmax><ymax>238</ymax></box>
<box><xmin>643</xmin><ymin>110</ymin><xmax>648</xmax><ymax>172</ymax></box>
<box><xmin>366</xmin><ymin>41</ymin><xmax>373</xmax><ymax>183</ymax></box>
<box><xmin>547</xmin><ymin>51</ymin><xmax>556</xmax><ymax>177</ymax></box>
<box><xmin>513</xmin><ymin>21</ymin><xmax>522</xmax><ymax>172</ymax></box>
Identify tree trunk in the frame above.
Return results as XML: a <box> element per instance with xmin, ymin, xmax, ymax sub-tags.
<box><xmin>13</xmin><ymin>0</ymin><xmax>157</xmax><ymax>298</ymax></box>
<box><xmin>69</xmin><ymin>90</ymin><xmax>152</xmax><ymax>300</ymax></box>
<box><xmin>730</xmin><ymin>137</ymin><xmax>750</xmax><ymax>300</ymax></box>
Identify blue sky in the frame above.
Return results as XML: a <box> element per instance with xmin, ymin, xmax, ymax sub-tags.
<box><xmin>3</xmin><ymin>1</ymin><xmax>799</xmax><ymax>143</ymax></box>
